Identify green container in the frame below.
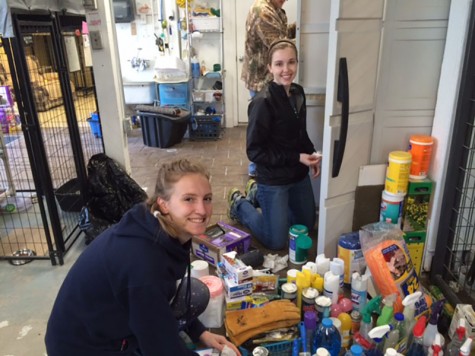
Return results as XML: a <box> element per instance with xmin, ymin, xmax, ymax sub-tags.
<box><xmin>289</xmin><ymin>224</ymin><xmax>309</xmax><ymax>264</ymax></box>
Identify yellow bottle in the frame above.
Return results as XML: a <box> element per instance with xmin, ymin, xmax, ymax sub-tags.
<box><xmin>296</xmin><ymin>272</ymin><xmax>310</xmax><ymax>310</ymax></box>
<box><xmin>312</xmin><ymin>274</ymin><xmax>324</xmax><ymax>293</ymax></box>
<box><xmin>338</xmin><ymin>312</ymin><xmax>352</xmax><ymax>349</ymax></box>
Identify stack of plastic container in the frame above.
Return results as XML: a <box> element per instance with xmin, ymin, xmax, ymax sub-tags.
<box><xmin>380</xmin><ymin>151</ymin><xmax>412</xmax><ymax>228</ymax></box>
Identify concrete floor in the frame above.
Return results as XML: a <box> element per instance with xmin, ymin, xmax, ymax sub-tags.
<box><xmin>0</xmin><ymin>126</ymin><xmax>300</xmax><ymax>355</ymax></box>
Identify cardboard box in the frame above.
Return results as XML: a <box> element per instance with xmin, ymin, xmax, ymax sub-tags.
<box><xmin>191</xmin><ymin>222</ymin><xmax>251</xmax><ymax>266</ymax></box>
<box><xmin>222</xmin><ymin>251</ymin><xmax>253</xmax><ymax>284</ymax></box>
<box><xmin>223</xmin><ymin>274</ymin><xmax>253</xmax><ymax>299</ymax></box>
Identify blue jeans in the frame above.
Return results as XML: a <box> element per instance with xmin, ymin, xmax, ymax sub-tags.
<box><xmin>233</xmin><ymin>176</ymin><xmax>316</xmax><ymax>250</ymax></box>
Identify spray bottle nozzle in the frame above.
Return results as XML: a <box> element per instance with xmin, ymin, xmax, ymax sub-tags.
<box><xmin>361</xmin><ymin>295</ymin><xmax>382</xmax><ymax>323</ymax></box>
<box><xmin>402</xmin><ymin>291</ymin><xmax>422</xmax><ymax>308</ymax></box>
<box><xmin>429</xmin><ymin>300</ymin><xmax>445</xmax><ymax>325</ymax></box>
<box><xmin>382</xmin><ymin>293</ymin><xmax>397</xmax><ymax>306</ymax></box>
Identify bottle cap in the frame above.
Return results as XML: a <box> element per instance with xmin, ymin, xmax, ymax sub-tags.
<box><xmin>412</xmin><ymin>315</ymin><xmax>427</xmax><ymax>337</ymax></box>
<box><xmin>459</xmin><ymin>337</ymin><xmax>472</xmax><ymax>356</ymax></box>
<box><xmin>316</xmin><ymin>348</ymin><xmax>331</xmax><ymax>356</ymax></box>
<box><xmin>350</xmin><ymin>344</ymin><xmax>363</xmax><ymax>355</ymax></box>
<box><xmin>322</xmin><ymin>318</ymin><xmax>332</xmax><ymax>328</ymax></box>
<box><xmin>394</xmin><ymin>312</ymin><xmax>404</xmax><ymax>322</ymax></box>
<box><xmin>304</xmin><ymin>311</ymin><xmax>316</xmax><ymax>330</ymax></box>
<box><xmin>384</xmin><ymin>348</ymin><xmax>398</xmax><ymax>356</ymax></box>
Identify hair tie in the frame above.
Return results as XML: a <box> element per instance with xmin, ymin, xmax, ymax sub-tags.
<box><xmin>153</xmin><ymin>210</ymin><xmax>161</xmax><ymax>218</ymax></box>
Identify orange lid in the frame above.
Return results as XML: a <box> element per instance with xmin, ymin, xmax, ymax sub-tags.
<box><xmin>410</xmin><ymin>135</ymin><xmax>433</xmax><ymax>145</ymax></box>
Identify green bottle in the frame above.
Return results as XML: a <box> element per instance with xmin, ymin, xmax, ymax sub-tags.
<box><xmin>377</xmin><ymin>294</ymin><xmax>397</xmax><ymax>326</ymax></box>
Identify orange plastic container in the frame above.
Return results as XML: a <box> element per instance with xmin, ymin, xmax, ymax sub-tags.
<box><xmin>408</xmin><ymin>135</ymin><xmax>433</xmax><ymax>179</ymax></box>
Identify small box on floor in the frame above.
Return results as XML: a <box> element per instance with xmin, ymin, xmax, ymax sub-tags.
<box><xmin>222</xmin><ymin>251</ymin><xmax>253</xmax><ymax>284</ymax></box>
<box><xmin>223</xmin><ymin>274</ymin><xmax>254</xmax><ymax>299</ymax></box>
<box><xmin>191</xmin><ymin>222</ymin><xmax>251</xmax><ymax>267</ymax></box>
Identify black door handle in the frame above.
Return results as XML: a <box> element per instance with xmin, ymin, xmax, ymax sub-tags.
<box><xmin>332</xmin><ymin>57</ymin><xmax>349</xmax><ymax>178</ymax></box>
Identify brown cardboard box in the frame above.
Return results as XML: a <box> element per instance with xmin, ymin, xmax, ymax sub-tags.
<box><xmin>191</xmin><ymin>222</ymin><xmax>251</xmax><ymax>266</ymax></box>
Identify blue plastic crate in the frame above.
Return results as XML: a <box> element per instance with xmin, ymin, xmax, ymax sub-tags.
<box><xmin>158</xmin><ymin>82</ymin><xmax>189</xmax><ymax>109</ymax></box>
<box><xmin>239</xmin><ymin>340</ymin><xmax>294</xmax><ymax>356</ymax></box>
<box><xmin>189</xmin><ymin>116</ymin><xmax>222</xmax><ymax>140</ymax></box>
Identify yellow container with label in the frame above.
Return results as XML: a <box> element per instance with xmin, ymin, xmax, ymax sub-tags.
<box><xmin>385</xmin><ymin>151</ymin><xmax>412</xmax><ymax>195</ymax></box>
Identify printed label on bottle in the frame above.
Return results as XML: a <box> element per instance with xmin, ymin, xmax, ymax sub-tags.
<box><xmin>351</xmin><ymin>288</ymin><xmax>367</xmax><ymax>311</ymax></box>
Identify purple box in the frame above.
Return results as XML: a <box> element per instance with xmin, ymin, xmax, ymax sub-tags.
<box><xmin>191</xmin><ymin>221</ymin><xmax>252</xmax><ymax>266</ymax></box>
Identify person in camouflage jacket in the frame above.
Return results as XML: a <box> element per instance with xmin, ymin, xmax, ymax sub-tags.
<box><xmin>241</xmin><ymin>0</ymin><xmax>296</xmax><ymax>93</ymax></box>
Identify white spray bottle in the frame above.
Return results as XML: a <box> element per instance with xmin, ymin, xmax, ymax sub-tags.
<box><xmin>351</xmin><ymin>272</ymin><xmax>368</xmax><ymax>311</ymax></box>
<box><xmin>368</xmin><ymin>325</ymin><xmax>391</xmax><ymax>356</ymax></box>
<box><xmin>316</xmin><ymin>254</ymin><xmax>331</xmax><ymax>275</ymax></box>
<box><xmin>459</xmin><ymin>337</ymin><xmax>472</xmax><ymax>356</ymax></box>
<box><xmin>402</xmin><ymin>291</ymin><xmax>422</xmax><ymax>348</ymax></box>
<box><xmin>427</xmin><ymin>333</ymin><xmax>443</xmax><ymax>356</ymax></box>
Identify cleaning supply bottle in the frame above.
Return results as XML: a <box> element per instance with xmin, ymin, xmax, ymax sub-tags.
<box><xmin>377</xmin><ymin>294</ymin><xmax>397</xmax><ymax>326</ymax></box>
<box><xmin>367</xmin><ymin>325</ymin><xmax>391</xmax><ymax>356</ymax></box>
<box><xmin>313</xmin><ymin>318</ymin><xmax>342</xmax><ymax>356</ymax></box>
<box><xmin>406</xmin><ymin>315</ymin><xmax>427</xmax><ymax>356</ymax></box>
<box><xmin>383</xmin><ymin>324</ymin><xmax>400</xmax><ymax>352</ymax></box>
<box><xmin>304</xmin><ymin>311</ymin><xmax>317</xmax><ymax>354</ymax></box>
<box><xmin>338</xmin><ymin>312</ymin><xmax>352</xmax><ymax>349</ymax></box>
<box><xmin>359</xmin><ymin>295</ymin><xmax>383</xmax><ymax>343</ymax></box>
<box><xmin>423</xmin><ymin>300</ymin><xmax>445</xmax><ymax>351</ymax></box>
<box><xmin>428</xmin><ymin>333</ymin><xmax>443</xmax><ymax>356</ymax></box>
<box><xmin>445</xmin><ymin>318</ymin><xmax>467</xmax><ymax>356</ymax></box>
<box><xmin>351</xmin><ymin>272</ymin><xmax>368</xmax><ymax>311</ymax></box>
<box><xmin>297</xmin><ymin>271</ymin><xmax>311</xmax><ymax>310</ymax></box>
<box><xmin>458</xmin><ymin>337</ymin><xmax>472</xmax><ymax>356</ymax></box>
<box><xmin>344</xmin><ymin>344</ymin><xmax>364</xmax><ymax>355</ymax></box>
<box><xmin>324</xmin><ymin>270</ymin><xmax>340</xmax><ymax>305</ymax></box>
<box><xmin>402</xmin><ymin>291</ymin><xmax>422</xmax><ymax>347</ymax></box>
<box><xmin>392</xmin><ymin>312</ymin><xmax>406</xmax><ymax>353</ymax></box>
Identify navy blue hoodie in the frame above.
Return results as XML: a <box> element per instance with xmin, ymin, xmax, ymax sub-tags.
<box><xmin>45</xmin><ymin>203</ymin><xmax>205</xmax><ymax>355</ymax></box>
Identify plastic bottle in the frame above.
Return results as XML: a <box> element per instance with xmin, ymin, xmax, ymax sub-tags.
<box><xmin>458</xmin><ymin>337</ymin><xmax>472</xmax><ymax>356</ymax></box>
<box><xmin>324</xmin><ymin>270</ymin><xmax>340</xmax><ymax>305</ymax></box>
<box><xmin>297</xmin><ymin>271</ymin><xmax>311</xmax><ymax>310</ymax></box>
<box><xmin>330</xmin><ymin>258</ymin><xmax>345</xmax><ymax>288</ymax></box>
<box><xmin>445</xmin><ymin>318</ymin><xmax>467</xmax><ymax>356</ymax></box>
<box><xmin>423</xmin><ymin>300</ymin><xmax>445</xmax><ymax>351</ymax></box>
<box><xmin>304</xmin><ymin>311</ymin><xmax>317</xmax><ymax>354</ymax></box>
<box><xmin>338</xmin><ymin>312</ymin><xmax>352</xmax><ymax>349</ymax></box>
<box><xmin>383</xmin><ymin>324</ymin><xmax>400</xmax><ymax>352</ymax></box>
<box><xmin>351</xmin><ymin>272</ymin><xmax>368</xmax><ymax>311</ymax></box>
<box><xmin>344</xmin><ymin>344</ymin><xmax>364</xmax><ymax>355</ymax></box>
<box><xmin>359</xmin><ymin>295</ymin><xmax>383</xmax><ymax>342</ymax></box>
<box><xmin>406</xmin><ymin>315</ymin><xmax>427</xmax><ymax>356</ymax></box>
<box><xmin>392</xmin><ymin>313</ymin><xmax>406</xmax><ymax>353</ymax></box>
<box><xmin>313</xmin><ymin>318</ymin><xmax>342</xmax><ymax>356</ymax></box>
<box><xmin>402</xmin><ymin>291</ymin><xmax>422</xmax><ymax>348</ymax></box>
<box><xmin>367</xmin><ymin>325</ymin><xmax>391</xmax><ymax>356</ymax></box>
<box><xmin>427</xmin><ymin>333</ymin><xmax>443</xmax><ymax>356</ymax></box>
<box><xmin>377</xmin><ymin>294</ymin><xmax>397</xmax><ymax>326</ymax></box>
<box><xmin>191</xmin><ymin>56</ymin><xmax>200</xmax><ymax>78</ymax></box>
<box><xmin>316</xmin><ymin>254</ymin><xmax>331</xmax><ymax>275</ymax></box>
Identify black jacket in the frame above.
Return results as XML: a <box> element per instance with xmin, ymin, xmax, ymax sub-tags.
<box><xmin>45</xmin><ymin>203</ymin><xmax>205</xmax><ymax>356</ymax></box>
<box><xmin>247</xmin><ymin>81</ymin><xmax>315</xmax><ymax>185</ymax></box>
